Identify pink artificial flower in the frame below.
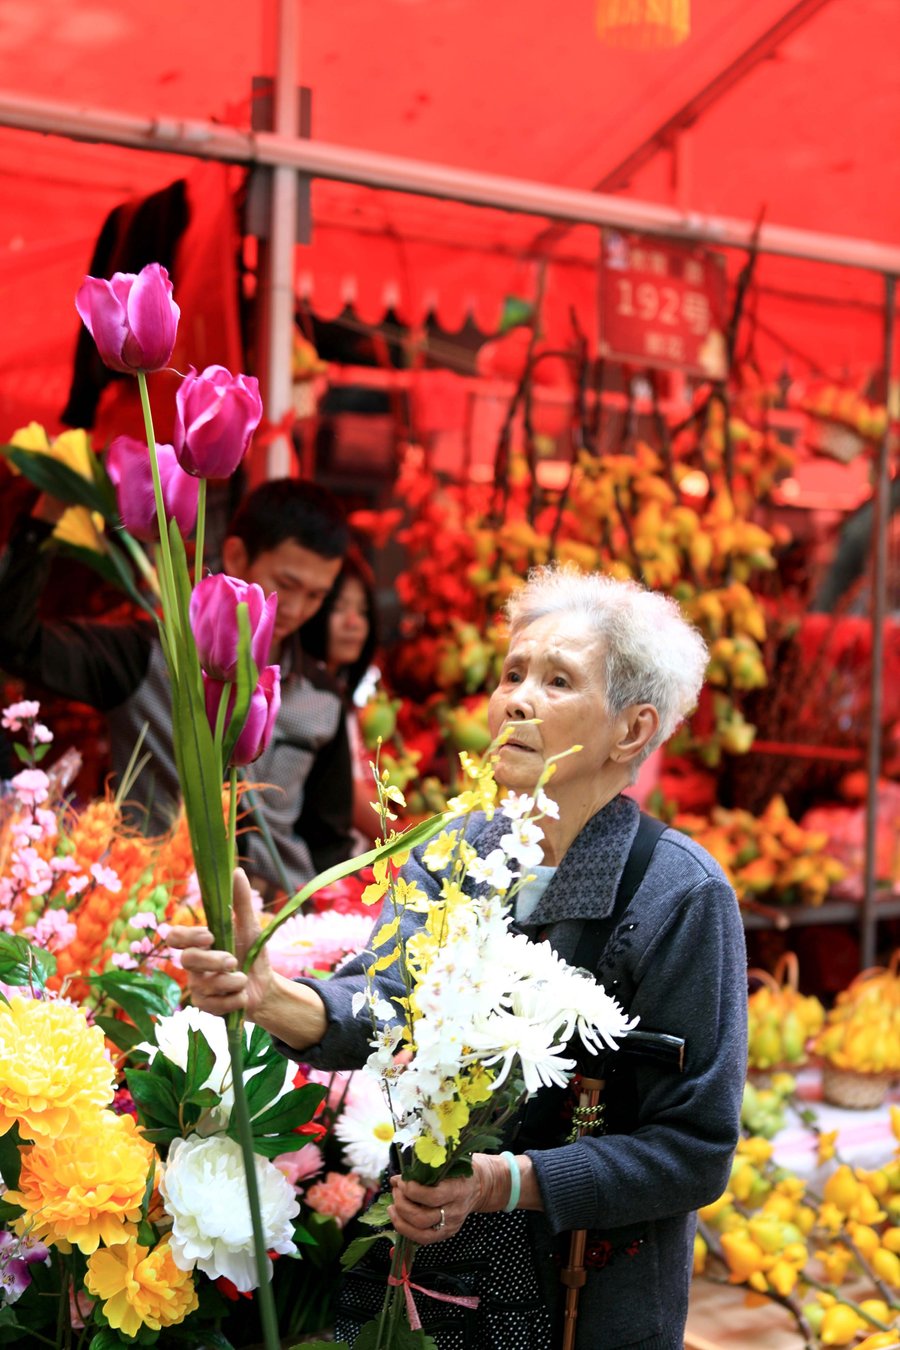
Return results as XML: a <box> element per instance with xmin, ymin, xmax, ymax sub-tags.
<box><xmin>173</xmin><ymin>364</ymin><xmax>263</xmax><ymax>479</ymax></box>
<box><xmin>32</xmin><ymin>724</ymin><xmax>53</xmax><ymax>744</ymax></box>
<box><xmin>189</xmin><ymin>573</ymin><xmax>277</xmax><ymax>681</ymax></box>
<box><xmin>274</xmin><ymin>1143</ymin><xmax>325</xmax><ymax>1187</ymax></box>
<box><xmin>203</xmin><ymin>665</ymin><xmax>281</xmax><ymax>767</ymax></box>
<box><xmin>90</xmin><ymin>862</ymin><xmax>122</xmax><ymax>892</ymax></box>
<box><xmin>75</xmin><ymin>263</ymin><xmax>179</xmax><ymax>374</ymax></box>
<box><xmin>10</xmin><ymin>769</ymin><xmax>49</xmax><ymax>807</ymax></box>
<box><xmin>66</xmin><ymin>874</ymin><xmax>90</xmax><ymax>898</ymax></box>
<box><xmin>304</xmin><ymin>1171</ymin><xmax>367</xmax><ymax>1228</ymax></box>
<box><xmin>106</xmin><ymin>435</ymin><xmax>200</xmax><ymax>542</ymax></box>
<box><xmin>1</xmin><ymin>700</ymin><xmax>40</xmax><ymax>731</ymax></box>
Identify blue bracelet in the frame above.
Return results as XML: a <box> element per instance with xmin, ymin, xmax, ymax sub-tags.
<box><xmin>501</xmin><ymin>1151</ymin><xmax>521</xmax><ymax>1212</ymax></box>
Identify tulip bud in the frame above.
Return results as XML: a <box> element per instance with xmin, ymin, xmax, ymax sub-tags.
<box><xmin>204</xmin><ymin>665</ymin><xmax>281</xmax><ymax>766</ymax></box>
<box><xmin>189</xmin><ymin>574</ymin><xmax>277</xmax><ymax>681</ymax></box>
<box><xmin>106</xmin><ymin>436</ymin><xmax>200</xmax><ymax>542</ymax></box>
<box><xmin>174</xmin><ymin>365</ymin><xmax>263</xmax><ymax>479</ymax></box>
<box><xmin>75</xmin><ymin>263</ymin><xmax>179</xmax><ymax>374</ymax></box>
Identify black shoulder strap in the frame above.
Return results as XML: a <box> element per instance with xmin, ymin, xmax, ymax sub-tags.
<box><xmin>569</xmin><ymin>810</ymin><xmax>667</xmax><ymax>977</ymax></box>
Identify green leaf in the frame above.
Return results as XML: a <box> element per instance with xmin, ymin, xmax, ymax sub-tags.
<box><xmin>340</xmin><ymin>1230</ymin><xmax>396</xmax><ymax>1271</ymax></box>
<box><xmin>291</xmin><ymin>1344</ymin><xmax>351</xmax><ymax>1350</ymax></box>
<box><xmin>87</xmin><ymin>1330</ymin><xmax>129</xmax><ymax>1350</ymax></box>
<box><xmin>245</xmin><ymin>1020</ymin><xmax>271</xmax><ymax>1068</ymax></box>
<box><xmin>357</xmin><ymin>1192</ymin><xmax>393</xmax><ymax>1228</ymax></box>
<box><xmin>242</xmin><ymin>1130</ymin><xmax>316</xmax><ymax>1159</ymax></box>
<box><xmin>243</xmin><ymin>1053</ymin><xmax>296</xmax><ymax>1119</ymax></box>
<box><xmin>13</xmin><ymin>743</ymin><xmax>31</xmax><ymax>764</ymax></box>
<box><xmin>0</xmin><ymin>933</ymin><xmax>56</xmax><ymax>990</ymax></box>
<box><xmin>89</xmin><ymin>968</ymin><xmax>181</xmax><ymax>1038</ymax></box>
<box><xmin>221</xmin><ymin>600</ymin><xmax>258</xmax><ymax>767</ymax></box>
<box><xmin>498</xmin><ymin>295</ymin><xmax>535</xmax><ymax>334</ymax></box>
<box><xmin>184</xmin><ymin>1026</ymin><xmax>217</xmax><ymax>1101</ymax></box>
<box><xmin>124</xmin><ymin>1067</ymin><xmax>182</xmax><ymax>1132</ymax></box>
<box><xmin>0</xmin><ymin>1123</ymin><xmax>22</xmax><ymax>1189</ymax></box>
<box><xmin>355</xmin><ymin>1320</ymin><xmax>435</xmax><ymax>1350</ymax></box>
<box><xmin>93</xmin><ymin>1015</ymin><xmax>148</xmax><ymax>1053</ymax></box>
<box><xmin>0</xmin><ymin>444</ymin><xmax>116</xmax><ymax>518</ymax></box>
<box><xmin>248</xmin><ymin>1082</ymin><xmax>326</xmax><ymax>1135</ymax></box>
<box><xmin>0</xmin><ymin>1198</ymin><xmax>24</xmax><ymax>1224</ymax></box>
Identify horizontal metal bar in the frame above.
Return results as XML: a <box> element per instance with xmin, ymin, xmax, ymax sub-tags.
<box><xmin>3</xmin><ymin>91</ymin><xmax>900</xmax><ymax>275</ymax></box>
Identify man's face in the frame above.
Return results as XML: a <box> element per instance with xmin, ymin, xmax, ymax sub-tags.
<box><xmin>223</xmin><ymin>537</ymin><xmax>343</xmax><ymax>649</ymax></box>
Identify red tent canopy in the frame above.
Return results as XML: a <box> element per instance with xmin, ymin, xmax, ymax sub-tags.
<box><xmin>1</xmin><ymin>0</ymin><xmax>898</xmax><ymax>437</ymax></box>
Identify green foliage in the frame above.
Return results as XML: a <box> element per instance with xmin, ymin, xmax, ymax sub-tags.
<box><xmin>0</xmin><ymin>931</ymin><xmax>56</xmax><ymax>992</ymax></box>
<box><xmin>89</xmin><ymin>967</ymin><xmax>181</xmax><ymax>1039</ymax></box>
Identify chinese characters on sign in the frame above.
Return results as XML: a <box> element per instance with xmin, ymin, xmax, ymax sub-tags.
<box><xmin>599</xmin><ymin>231</ymin><xmax>728</xmax><ymax>380</ymax></box>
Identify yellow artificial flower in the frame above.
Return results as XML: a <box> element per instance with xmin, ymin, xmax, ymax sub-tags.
<box><xmin>85</xmin><ymin>1234</ymin><xmax>198</xmax><ymax>1338</ymax></box>
<box><xmin>423</xmin><ymin>830</ymin><xmax>461</xmax><ymax>872</ymax></box>
<box><xmin>9</xmin><ymin>1109</ymin><xmax>155</xmax><ymax>1253</ymax></box>
<box><xmin>0</xmin><ymin>995</ymin><xmax>115</xmax><ymax>1141</ymax></box>
<box><xmin>413</xmin><ymin>1133</ymin><xmax>447</xmax><ymax>1169</ymax></box>
<box><xmin>361</xmin><ymin>860</ymin><xmax>390</xmax><ymax>907</ymax></box>
<box><xmin>8</xmin><ymin>424</ymin><xmax>105</xmax><ymax>553</ymax></box>
<box><xmin>435</xmin><ymin>1096</ymin><xmax>470</xmax><ymax>1143</ymax></box>
<box><xmin>458</xmin><ymin>1063</ymin><xmax>494</xmax><ymax>1106</ymax></box>
<box><xmin>53</xmin><ymin>506</ymin><xmax>106</xmax><ymax>552</ymax></box>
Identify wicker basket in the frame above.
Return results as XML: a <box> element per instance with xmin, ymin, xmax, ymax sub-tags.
<box><xmin>821</xmin><ymin>1063</ymin><xmax>894</xmax><ymax>1110</ymax></box>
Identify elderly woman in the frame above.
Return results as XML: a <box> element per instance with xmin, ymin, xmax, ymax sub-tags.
<box><xmin>170</xmin><ymin>567</ymin><xmax>747</xmax><ymax>1350</ymax></box>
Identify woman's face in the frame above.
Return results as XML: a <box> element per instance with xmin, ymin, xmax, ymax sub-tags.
<box><xmin>328</xmin><ymin>575</ymin><xmax>370</xmax><ymax>671</ymax></box>
<box><xmin>487</xmin><ymin>612</ymin><xmax>629</xmax><ymax>811</ymax></box>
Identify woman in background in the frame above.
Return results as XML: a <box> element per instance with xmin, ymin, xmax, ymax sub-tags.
<box><xmin>301</xmin><ymin>549</ymin><xmax>380</xmax><ymax>846</ymax></box>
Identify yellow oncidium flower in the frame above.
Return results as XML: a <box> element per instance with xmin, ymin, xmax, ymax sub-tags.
<box><xmin>413</xmin><ymin>1133</ymin><xmax>447</xmax><ymax>1168</ymax></box>
<box><xmin>458</xmin><ymin>1063</ymin><xmax>494</xmax><ymax>1106</ymax></box>
<box><xmin>392</xmin><ymin>877</ymin><xmax>428</xmax><ymax>910</ymax></box>
<box><xmin>439</xmin><ymin>877</ymin><xmax>468</xmax><ymax>909</ymax></box>
<box><xmin>435</xmin><ymin>1096</ymin><xmax>470</xmax><ymax>1142</ymax></box>
<box><xmin>423</xmin><ymin>830</ymin><xmax>461</xmax><ymax>872</ymax></box>
<box><xmin>362</xmin><ymin>860</ymin><xmax>390</xmax><ymax>907</ymax></box>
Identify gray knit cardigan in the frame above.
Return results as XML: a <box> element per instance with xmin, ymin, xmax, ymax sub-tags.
<box><xmin>282</xmin><ymin>795</ymin><xmax>748</xmax><ymax>1349</ymax></box>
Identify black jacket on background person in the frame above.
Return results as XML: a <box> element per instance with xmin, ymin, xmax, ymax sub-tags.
<box><xmin>0</xmin><ymin>516</ymin><xmax>354</xmax><ymax>893</ymax></box>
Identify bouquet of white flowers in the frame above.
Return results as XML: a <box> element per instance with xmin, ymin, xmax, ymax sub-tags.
<box><xmin>309</xmin><ymin>745</ymin><xmax>636</xmax><ymax>1350</ymax></box>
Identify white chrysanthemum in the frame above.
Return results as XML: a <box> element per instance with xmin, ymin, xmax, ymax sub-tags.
<box><xmin>139</xmin><ymin>1007</ymin><xmax>293</xmax><ymax>1132</ymax></box>
<box><xmin>334</xmin><ymin>1073</ymin><xmax>395</xmax><ymax>1185</ymax></box>
<box><xmin>159</xmin><ymin>1134</ymin><xmax>300</xmax><ymax>1291</ymax></box>
<box><xmin>465</xmin><ymin>1009</ymin><xmax>576</xmax><ymax>1094</ymax></box>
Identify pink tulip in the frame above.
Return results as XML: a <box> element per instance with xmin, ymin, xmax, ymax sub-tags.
<box><xmin>173</xmin><ymin>365</ymin><xmax>263</xmax><ymax>479</ymax></box>
<box><xmin>75</xmin><ymin>263</ymin><xmax>179</xmax><ymax>374</ymax></box>
<box><xmin>106</xmin><ymin>436</ymin><xmax>200</xmax><ymax>542</ymax></box>
<box><xmin>204</xmin><ymin>665</ymin><xmax>281</xmax><ymax>765</ymax></box>
<box><xmin>189</xmin><ymin>573</ymin><xmax>278</xmax><ymax>681</ymax></box>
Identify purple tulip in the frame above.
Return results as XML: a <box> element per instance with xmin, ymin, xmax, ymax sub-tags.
<box><xmin>189</xmin><ymin>573</ymin><xmax>278</xmax><ymax>681</ymax></box>
<box><xmin>173</xmin><ymin>364</ymin><xmax>263</xmax><ymax>479</ymax></box>
<box><xmin>106</xmin><ymin>436</ymin><xmax>200</xmax><ymax>542</ymax></box>
<box><xmin>204</xmin><ymin>665</ymin><xmax>281</xmax><ymax>765</ymax></box>
<box><xmin>75</xmin><ymin>263</ymin><xmax>179</xmax><ymax>374</ymax></box>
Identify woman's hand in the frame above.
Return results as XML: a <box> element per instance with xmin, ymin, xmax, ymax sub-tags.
<box><xmin>166</xmin><ymin>867</ymin><xmax>275</xmax><ymax>1020</ymax></box>
<box><xmin>388</xmin><ymin>1153</ymin><xmax>513</xmax><ymax>1245</ymax></box>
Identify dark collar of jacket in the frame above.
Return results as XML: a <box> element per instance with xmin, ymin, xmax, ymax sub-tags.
<box><xmin>466</xmin><ymin>792</ymin><xmax>641</xmax><ymax>927</ymax></box>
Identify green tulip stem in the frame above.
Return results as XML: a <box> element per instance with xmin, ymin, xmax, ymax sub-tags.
<box><xmin>194</xmin><ymin>477</ymin><xmax>207</xmax><ymax>587</ymax></box>
<box><xmin>227</xmin><ymin>766</ymin><xmax>238</xmax><ymax>949</ymax></box>
<box><xmin>226</xmin><ymin>1016</ymin><xmax>281</xmax><ymax>1350</ymax></box>
<box><xmin>137</xmin><ymin>371</ymin><xmax>181</xmax><ymax>654</ymax></box>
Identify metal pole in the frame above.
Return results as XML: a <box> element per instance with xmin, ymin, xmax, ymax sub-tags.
<box><xmin>3</xmin><ymin>91</ymin><xmax>900</xmax><ymax>276</ymax></box>
<box><xmin>861</xmin><ymin>273</ymin><xmax>897</xmax><ymax>968</ymax></box>
<box><xmin>260</xmin><ymin>0</ymin><xmax>300</xmax><ymax>479</ymax></box>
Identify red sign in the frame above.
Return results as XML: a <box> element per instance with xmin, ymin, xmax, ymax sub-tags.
<box><xmin>598</xmin><ymin>231</ymin><xmax>728</xmax><ymax>380</ymax></box>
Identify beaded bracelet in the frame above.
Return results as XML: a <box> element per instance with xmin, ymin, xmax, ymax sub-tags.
<box><xmin>501</xmin><ymin>1151</ymin><xmax>521</xmax><ymax>1212</ymax></box>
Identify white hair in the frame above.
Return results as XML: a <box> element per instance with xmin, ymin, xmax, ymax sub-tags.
<box><xmin>504</xmin><ymin>564</ymin><xmax>708</xmax><ymax>767</ymax></box>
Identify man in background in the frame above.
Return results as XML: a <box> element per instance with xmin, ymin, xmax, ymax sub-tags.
<box><xmin>0</xmin><ymin>477</ymin><xmax>354</xmax><ymax>896</ymax></box>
